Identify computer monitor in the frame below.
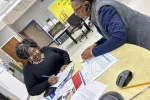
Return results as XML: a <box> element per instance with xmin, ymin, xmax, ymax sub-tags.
<box><xmin>48</xmin><ymin>22</ymin><xmax>65</xmax><ymax>37</ymax></box>
<box><xmin>67</xmin><ymin>13</ymin><xmax>82</xmax><ymax>26</ymax></box>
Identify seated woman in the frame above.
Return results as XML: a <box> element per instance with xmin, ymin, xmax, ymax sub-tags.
<box><xmin>15</xmin><ymin>38</ymin><xmax>71</xmax><ymax>96</ymax></box>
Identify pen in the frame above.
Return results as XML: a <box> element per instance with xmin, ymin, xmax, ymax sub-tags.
<box><xmin>129</xmin><ymin>86</ymin><xmax>150</xmax><ymax>100</ymax></box>
<box><xmin>42</xmin><ymin>75</ymin><xmax>50</xmax><ymax>78</ymax></box>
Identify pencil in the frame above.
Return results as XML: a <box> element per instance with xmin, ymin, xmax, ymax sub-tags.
<box><xmin>123</xmin><ymin>82</ymin><xmax>150</xmax><ymax>89</ymax></box>
<box><xmin>128</xmin><ymin>86</ymin><xmax>150</xmax><ymax>100</ymax></box>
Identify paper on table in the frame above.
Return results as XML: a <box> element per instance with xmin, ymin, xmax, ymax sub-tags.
<box><xmin>51</xmin><ymin>64</ymin><xmax>74</xmax><ymax>87</ymax></box>
<box><xmin>53</xmin><ymin>79</ymin><xmax>76</xmax><ymax>100</ymax></box>
<box><xmin>81</xmin><ymin>53</ymin><xmax>117</xmax><ymax>83</ymax></box>
<box><xmin>70</xmin><ymin>81</ymin><xmax>107</xmax><ymax>100</ymax></box>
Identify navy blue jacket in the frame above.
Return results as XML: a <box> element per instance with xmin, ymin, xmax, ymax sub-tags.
<box><xmin>92</xmin><ymin>6</ymin><xmax>127</xmax><ymax>56</ymax></box>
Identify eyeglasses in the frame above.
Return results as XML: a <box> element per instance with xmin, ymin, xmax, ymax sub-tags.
<box><xmin>74</xmin><ymin>5</ymin><xmax>83</xmax><ymax>14</ymax></box>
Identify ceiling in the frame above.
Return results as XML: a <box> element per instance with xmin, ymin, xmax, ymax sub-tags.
<box><xmin>2</xmin><ymin>0</ymin><xmax>36</xmax><ymax>24</ymax></box>
<box><xmin>0</xmin><ymin>0</ymin><xmax>21</xmax><ymax>20</ymax></box>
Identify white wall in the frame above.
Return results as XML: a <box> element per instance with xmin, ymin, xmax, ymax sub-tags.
<box><xmin>2</xmin><ymin>0</ymin><xmax>36</xmax><ymax>24</ymax></box>
<box><xmin>12</xmin><ymin>0</ymin><xmax>56</xmax><ymax>32</ymax></box>
<box><xmin>0</xmin><ymin>21</ymin><xmax>6</xmax><ymax>30</ymax></box>
<box><xmin>0</xmin><ymin>25</ymin><xmax>21</xmax><ymax>63</ymax></box>
<box><xmin>128</xmin><ymin>0</ymin><xmax>150</xmax><ymax>16</ymax></box>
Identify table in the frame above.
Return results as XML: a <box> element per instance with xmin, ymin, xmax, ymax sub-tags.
<box><xmin>48</xmin><ymin>25</ymin><xmax>77</xmax><ymax>46</ymax></box>
<box><xmin>72</xmin><ymin>44</ymin><xmax>150</xmax><ymax>100</ymax></box>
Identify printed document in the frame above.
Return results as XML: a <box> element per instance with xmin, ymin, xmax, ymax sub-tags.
<box><xmin>81</xmin><ymin>53</ymin><xmax>117</xmax><ymax>83</ymax></box>
<box><xmin>52</xmin><ymin>64</ymin><xmax>74</xmax><ymax>87</ymax></box>
<box><xmin>70</xmin><ymin>81</ymin><xmax>107</xmax><ymax>100</ymax></box>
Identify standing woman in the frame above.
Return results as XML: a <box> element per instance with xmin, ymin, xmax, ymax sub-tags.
<box><xmin>71</xmin><ymin>0</ymin><xmax>150</xmax><ymax>60</ymax></box>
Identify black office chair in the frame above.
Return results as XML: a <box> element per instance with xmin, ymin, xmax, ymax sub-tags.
<box><xmin>67</xmin><ymin>13</ymin><xmax>92</xmax><ymax>42</ymax></box>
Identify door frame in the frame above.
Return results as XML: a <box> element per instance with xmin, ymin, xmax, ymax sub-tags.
<box><xmin>0</xmin><ymin>35</ymin><xmax>20</xmax><ymax>61</ymax></box>
<box><xmin>22</xmin><ymin>20</ymin><xmax>54</xmax><ymax>40</ymax></box>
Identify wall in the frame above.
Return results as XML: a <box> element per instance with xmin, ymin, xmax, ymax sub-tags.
<box><xmin>12</xmin><ymin>0</ymin><xmax>56</xmax><ymax>32</ymax></box>
<box><xmin>2</xmin><ymin>0</ymin><xmax>36</xmax><ymax>24</ymax></box>
<box><xmin>0</xmin><ymin>0</ymin><xmax>59</xmax><ymax>63</ymax></box>
<box><xmin>0</xmin><ymin>20</ymin><xmax>6</xmax><ymax>30</ymax></box>
<box><xmin>0</xmin><ymin>25</ymin><xmax>21</xmax><ymax>63</ymax></box>
<box><xmin>23</xmin><ymin>21</ymin><xmax>52</xmax><ymax>47</ymax></box>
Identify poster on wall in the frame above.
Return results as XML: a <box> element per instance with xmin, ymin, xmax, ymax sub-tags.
<box><xmin>48</xmin><ymin>0</ymin><xmax>74</xmax><ymax>23</ymax></box>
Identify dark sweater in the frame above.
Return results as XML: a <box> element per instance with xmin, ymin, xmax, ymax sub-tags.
<box><xmin>23</xmin><ymin>46</ymin><xmax>70</xmax><ymax>96</ymax></box>
<box><xmin>92</xmin><ymin>6</ymin><xmax>126</xmax><ymax>56</ymax></box>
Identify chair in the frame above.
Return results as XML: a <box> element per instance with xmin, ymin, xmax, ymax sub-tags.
<box><xmin>67</xmin><ymin>13</ymin><xmax>92</xmax><ymax>42</ymax></box>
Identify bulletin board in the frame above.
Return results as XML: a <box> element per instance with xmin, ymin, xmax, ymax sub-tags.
<box><xmin>48</xmin><ymin>0</ymin><xmax>74</xmax><ymax>23</ymax></box>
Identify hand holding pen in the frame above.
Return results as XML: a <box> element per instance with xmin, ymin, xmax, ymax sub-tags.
<box><xmin>42</xmin><ymin>75</ymin><xmax>58</xmax><ymax>85</ymax></box>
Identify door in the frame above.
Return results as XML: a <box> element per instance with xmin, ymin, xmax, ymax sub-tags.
<box><xmin>1</xmin><ymin>36</ymin><xmax>26</xmax><ymax>65</ymax></box>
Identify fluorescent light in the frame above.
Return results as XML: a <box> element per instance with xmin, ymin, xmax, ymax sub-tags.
<box><xmin>0</xmin><ymin>0</ymin><xmax>22</xmax><ymax>20</ymax></box>
<box><xmin>4</xmin><ymin>0</ymin><xmax>13</xmax><ymax>3</ymax></box>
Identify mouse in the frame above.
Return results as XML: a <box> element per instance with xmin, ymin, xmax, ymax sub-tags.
<box><xmin>99</xmin><ymin>91</ymin><xmax>124</xmax><ymax>100</ymax></box>
<box><xmin>116</xmin><ymin>70</ymin><xmax>133</xmax><ymax>87</ymax></box>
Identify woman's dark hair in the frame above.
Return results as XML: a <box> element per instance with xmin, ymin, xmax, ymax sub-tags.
<box><xmin>14</xmin><ymin>38</ymin><xmax>38</xmax><ymax>59</ymax></box>
<box><xmin>22</xmin><ymin>38</ymin><xmax>38</xmax><ymax>47</ymax></box>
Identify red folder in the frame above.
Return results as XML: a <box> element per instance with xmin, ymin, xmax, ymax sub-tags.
<box><xmin>72</xmin><ymin>70</ymin><xmax>83</xmax><ymax>90</ymax></box>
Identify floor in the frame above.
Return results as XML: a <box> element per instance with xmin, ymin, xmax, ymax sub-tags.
<box><xmin>29</xmin><ymin>0</ymin><xmax>150</xmax><ymax>99</ymax></box>
<box><xmin>59</xmin><ymin>24</ymin><xmax>101</xmax><ymax>61</ymax></box>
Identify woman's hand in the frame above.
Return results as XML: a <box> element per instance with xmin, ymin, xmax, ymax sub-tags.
<box><xmin>81</xmin><ymin>48</ymin><xmax>92</xmax><ymax>60</ymax></box>
<box><xmin>81</xmin><ymin>44</ymin><xmax>96</xmax><ymax>60</ymax></box>
<box><xmin>48</xmin><ymin>75</ymin><xmax>58</xmax><ymax>85</ymax></box>
<box><xmin>59</xmin><ymin>65</ymin><xmax>68</xmax><ymax>72</ymax></box>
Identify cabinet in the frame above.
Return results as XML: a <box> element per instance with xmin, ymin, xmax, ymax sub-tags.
<box><xmin>0</xmin><ymin>67</ymin><xmax>28</xmax><ymax>100</ymax></box>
